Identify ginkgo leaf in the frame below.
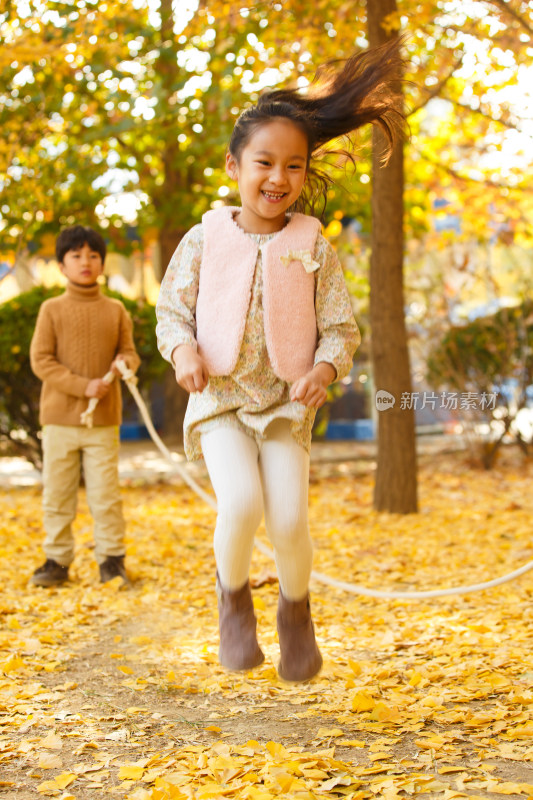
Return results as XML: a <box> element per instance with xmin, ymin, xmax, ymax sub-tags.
<box><xmin>351</xmin><ymin>691</ymin><xmax>375</xmax><ymax>712</ymax></box>
<box><xmin>315</xmin><ymin>727</ymin><xmax>344</xmax><ymax>738</ymax></box>
<box><xmin>1</xmin><ymin>655</ymin><xmax>24</xmax><ymax>672</ymax></box>
<box><xmin>54</xmin><ymin>774</ymin><xmax>76</xmax><ymax>790</ymax></box>
<box><xmin>119</xmin><ymin>765</ymin><xmax>145</xmax><ymax>780</ymax></box>
<box><xmin>40</xmin><ymin>733</ymin><xmax>63</xmax><ymax>751</ymax></box>
<box><xmin>36</xmin><ymin>779</ymin><xmax>59</xmax><ymax>795</ymax></box>
<box><xmin>38</xmin><ymin>753</ymin><xmax>62</xmax><ymax>769</ymax></box>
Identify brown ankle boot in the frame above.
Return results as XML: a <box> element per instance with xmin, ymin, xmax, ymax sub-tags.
<box><xmin>277</xmin><ymin>591</ymin><xmax>323</xmax><ymax>681</ymax></box>
<box><xmin>216</xmin><ymin>574</ymin><xmax>265</xmax><ymax>671</ymax></box>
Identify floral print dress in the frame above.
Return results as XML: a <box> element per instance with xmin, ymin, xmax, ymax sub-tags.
<box><xmin>156</xmin><ymin>218</ymin><xmax>360</xmax><ymax>461</ymax></box>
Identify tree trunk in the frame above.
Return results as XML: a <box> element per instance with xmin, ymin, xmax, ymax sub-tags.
<box><xmin>154</xmin><ymin>0</ymin><xmax>187</xmax><ymax>276</ymax></box>
<box><xmin>14</xmin><ymin>249</ymin><xmax>36</xmax><ymax>292</ymax></box>
<box><xmin>367</xmin><ymin>0</ymin><xmax>418</xmax><ymax>513</ymax></box>
<box><xmin>158</xmin><ymin>225</ymin><xmax>187</xmax><ymax>279</ymax></box>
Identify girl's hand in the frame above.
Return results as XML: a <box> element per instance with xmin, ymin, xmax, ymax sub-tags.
<box><xmin>172</xmin><ymin>345</ymin><xmax>209</xmax><ymax>393</ymax></box>
<box><xmin>290</xmin><ymin>362</ymin><xmax>336</xmax><ymax>409</ymax></box>
<box><xmin>85</xmin><ymin>378</ymin><xmax>111</xmax><ymax>399</ymax></box>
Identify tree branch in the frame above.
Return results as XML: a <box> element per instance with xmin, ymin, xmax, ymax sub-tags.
<box><xmin>408</xmin><ymin>54</ymin><xmax>464</xmax><ymax>116</ymax></box>
<box><xmin>415</xmin><ymin>145</ymin><xmax>533</xmax><ymax>192</ymax></box>
<box><xmin>450</xmin><ymin>98</ymin><xmax>528</xmax><ymax>131</ymax></box>
<box><xmin>484</xmin><ymin>0</ymin><xmax>533</xmax><ymax>37</ymax></box>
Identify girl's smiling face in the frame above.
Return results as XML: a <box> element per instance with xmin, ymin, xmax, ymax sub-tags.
<box><xmin>225</xmin><ymin>118</ymin><xmax>308</xmax><ymax>234</ymax></box>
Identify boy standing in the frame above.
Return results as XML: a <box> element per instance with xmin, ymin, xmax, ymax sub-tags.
<box><xmin>29</xmin><ymin>225</ymin><xmax>140</xmax><ymax>587</ymax></box>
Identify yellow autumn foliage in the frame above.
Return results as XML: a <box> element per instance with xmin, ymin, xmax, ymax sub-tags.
<box><xmin>0</xmin><ymin>454</ymin><xmax>532</xmax><ymax>798</ymax></box>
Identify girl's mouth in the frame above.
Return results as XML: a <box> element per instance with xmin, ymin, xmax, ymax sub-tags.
<box><xmin>262</xmin><ymin>190</ymin><xmax>287</xmax><ymax>201</ymax></box>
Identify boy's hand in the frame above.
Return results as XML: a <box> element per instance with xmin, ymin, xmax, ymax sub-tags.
<box><xmin>85</xmin><ymin>378</ymin><xmax>111</xmax><ymax>399</ymax></box>
<box><xmin>290</xmin><ymin>362</ymin><xmax>336</xmax><ymax>409</ymax></box>
<box><xmin>172</xmin><ymin>345</ymin><xmax>209</xmax><ymax>393</ymax></box>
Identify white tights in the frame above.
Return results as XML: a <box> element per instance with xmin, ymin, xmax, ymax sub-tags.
<box><xmin>201</xmin><ymin>419</ymin><xmax>313</xmax><ymax>601</ymax></box>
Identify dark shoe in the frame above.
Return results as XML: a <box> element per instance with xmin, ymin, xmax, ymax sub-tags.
<box><xmin>217</xmin><ymin>574</ymin><xmax>265</xmax><ymax>671</ymax></box>
<box><xmin>30</xmin><ymin>559</ymin><xmax>69</xmax><ymax>587</ymax></box>
<box><xmin>277</xmin><ymin>591</ymin><xmax>323</xmax><ymax>682</ymax></box>
<box><xmin>99</xmin><ymin>555</ymin><xmax>129</xmax><ymax>585</ymax></box>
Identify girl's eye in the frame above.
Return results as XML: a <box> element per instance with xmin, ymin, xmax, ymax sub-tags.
<box><xmin>257</xmin><ymin>160</ymin><xmax>270</xmax><ymax>166</ymax></box>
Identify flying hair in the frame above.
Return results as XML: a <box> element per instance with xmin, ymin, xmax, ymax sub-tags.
<box><xmin>228</xmin><ymin>38</ymin><xmax>406</xmax><ymax>218</ymax></box>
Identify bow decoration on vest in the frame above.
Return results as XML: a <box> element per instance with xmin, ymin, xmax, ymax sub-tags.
<box><xmin>280</xmin><ymin>249</ymin><xmax>320</xmax><ymax>274</ymax></box>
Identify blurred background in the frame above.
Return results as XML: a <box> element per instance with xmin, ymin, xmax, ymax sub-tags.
<box><xmin>1</xmin><ymin>0</ymin><xmax>532</xmax><ymax>476</ymax></box>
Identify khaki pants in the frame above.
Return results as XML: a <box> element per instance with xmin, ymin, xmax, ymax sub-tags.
<box><xmin>42</xmin><ymin>425</ymin><xmax>125</xmax><ymax>566</ymax></box>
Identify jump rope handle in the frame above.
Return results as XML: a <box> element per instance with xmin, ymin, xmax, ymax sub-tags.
<box><xmin>80</xmin><ymin>358</ymin><xmax>136</xmax><ymax>428</ymax></box>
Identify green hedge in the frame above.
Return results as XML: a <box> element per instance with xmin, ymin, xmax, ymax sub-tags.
<box><xmin>427</xmin><ymin>300</ymin><xmax>532</xmax><ymax>394</ymax></box>
<box><xmin>426</xmin><ymin>300</ymin><xmax>533</xmax><ymax>467</ymax></box>
<box><xmin>0</xmin><ymin>286</ymin><xmax>168</xmax><ymax>468</ymax></box>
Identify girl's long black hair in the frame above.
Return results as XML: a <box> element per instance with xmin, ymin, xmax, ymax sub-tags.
<box><xmin>228</xmin><ymin>38</ymin><xmax>405</xmax><ymax>217</ymax></box>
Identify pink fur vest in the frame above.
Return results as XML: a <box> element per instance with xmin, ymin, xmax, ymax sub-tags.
<box><xmin>195</xmin><ymin>206</ymin><xmax>321</xmax><ymax>382</ymax></box>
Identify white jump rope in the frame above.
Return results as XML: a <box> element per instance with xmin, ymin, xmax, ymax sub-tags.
<box><xmin>81</xmin><ymin>361</ymin><xmax>533</xmax><ymax>600</ymax></box>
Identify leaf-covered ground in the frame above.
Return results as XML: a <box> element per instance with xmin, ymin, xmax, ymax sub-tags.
<box><xmin>1</xmin><ymin>451</ymin><xmax>533</xmax><ymax>799</ymax></box>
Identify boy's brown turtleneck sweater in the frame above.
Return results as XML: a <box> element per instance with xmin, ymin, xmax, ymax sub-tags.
<box><xmin>30</xmin><ymin>282</ymin><xmax>140</xmax><ymax>427</ymax></box>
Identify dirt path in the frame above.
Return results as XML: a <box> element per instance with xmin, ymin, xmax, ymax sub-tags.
<box><xmin>5</xmin><ymin>599</ymin><xmax>533</xmax><ymax>800</ymax></box>
<box><xmin>1</xmin><ymin>454</ymin><xmax>533</xmax><ymax>798</ymax></box>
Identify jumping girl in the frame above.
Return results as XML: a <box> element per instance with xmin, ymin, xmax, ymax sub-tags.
<box><xmin>156</xmin><ymin>41</ymin><xmax>402</xmax><ymax>681</ymax></box>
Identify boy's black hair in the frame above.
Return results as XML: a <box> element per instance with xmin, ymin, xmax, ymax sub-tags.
<box><xmin>55</xmin><ymin>225</ymin><xmax>107</xmax><ymax>264</ymax></box>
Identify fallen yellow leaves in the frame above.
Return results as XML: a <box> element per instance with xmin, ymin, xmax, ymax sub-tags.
<box><xmin>38</xmin><ymin>752</ymin><xmax>63</xmax><ymax>769</ymax></box>
<box><xmin>119</xmin><ymin>763</ymin><xmax>147</xmax><ymax>780</ymax></box>
<box><xmin>41</xmin><ymin>731</ymin><xmax>63</xmax><ymax>749</ymax></box>
<box><xmin>351</xmin><ymin>690</ymin><xmax>375</xmax><ymax>713</ymax></box>
<box><xmin>37</xmin><ymin>771</ymin><xmax>76</xmax><ymax>794</ymax></box>
<box><xmin>0</xmin><ymin>456</ymin><xmax>532</xmax><ymax>797</ymax></box>
<box><xmin>121</xmin><ymin>740</ymin><xmax>366</xmax><ymax>799</ymax></box>
<box><xmin>1</xmin><ymin>654</ymin><xmax>25</xmax><ymax>672</ymax></box>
